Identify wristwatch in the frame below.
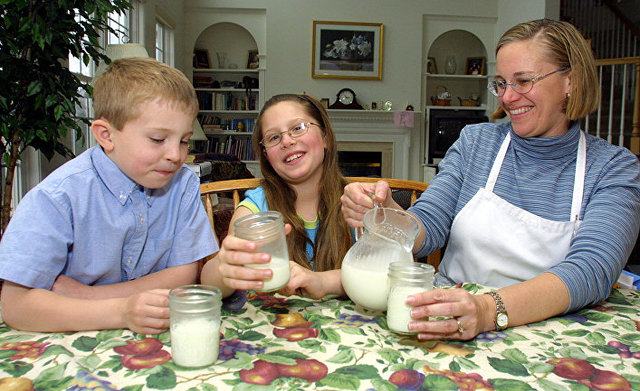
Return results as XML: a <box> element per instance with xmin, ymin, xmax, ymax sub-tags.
<box><xmin>487</xmin><ymin>291</ymin><xmax>509</xmax><ymax>330</ymax></box>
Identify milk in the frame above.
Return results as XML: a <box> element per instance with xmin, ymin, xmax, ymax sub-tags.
<box><xmin>248</xmin><ymin>256</ymin><xmax>290</xmax><ymax>291</ymax></box>
<box><xmin>341</xmin><ymin>262</ymin><xmax>390</xmax><ymax>311</ymax></box>
<box><xmin>387</xmin><ymin>285</ymin><xmax>423</xmax><ymax>333</ymax></box>
<box><xmin>171</xmin><ymin>318</ymin><xmax>220</xmax><ymax>367</ymax></box>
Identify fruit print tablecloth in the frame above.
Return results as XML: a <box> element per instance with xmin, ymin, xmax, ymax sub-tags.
<box><xmin>0</xmin><ymin>285</ymin><xmax>638</xmax><ymax>390</ymax></box>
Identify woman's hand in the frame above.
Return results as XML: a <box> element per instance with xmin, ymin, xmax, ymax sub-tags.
<box><xmin>405</xmin><ymin>288</ymin><xmax>493</xmax><ymax>341</ymax></box>
<box><xmin>340</xmin><ymin>181</ymin><xmax>394</xmax><ymax>228</ymax></box>
<box><xmin>278</xmin><ymin>264</ymin><xmax>343</xmax><ymax>299</ymax></box>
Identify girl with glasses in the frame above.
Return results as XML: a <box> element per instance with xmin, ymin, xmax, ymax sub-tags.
<box><xmin>342</xmin><ymin>19</ymin><xmax>640</xmax><ymax>340</ymax></box>
<box><xmin>202</xmin><ymin>94</ymin><xmax>351</xmax><ymax>299</ymax></box>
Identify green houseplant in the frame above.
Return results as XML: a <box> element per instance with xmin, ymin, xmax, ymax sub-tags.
<box><xmin>0</xmin><ymin>0</ymin><xmax>132</xmax><ymax>236</ymax></box>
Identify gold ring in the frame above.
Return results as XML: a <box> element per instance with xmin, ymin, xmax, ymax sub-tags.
<box><xmin>456</xmin><ymin>318</ymin><xmax>464</xmax><ymax>333</ymax></box>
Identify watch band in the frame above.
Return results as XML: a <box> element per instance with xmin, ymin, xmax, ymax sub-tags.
<box><xmin>486</xmin><ymin>291</ymin><xmax>509</xmax><ymax>330</ymax></box>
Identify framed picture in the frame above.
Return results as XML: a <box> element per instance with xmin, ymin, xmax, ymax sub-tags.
<box><xmin>247</xmin><ymin>49</ymin><xmax>259</xmax><ymax>69</ymax></box>
<box><xmin>465</xmin><ymin>57</ymin><xmax>486</xmax><ymax>75</ymax></box>
<box><xmin>194</xmin><ymin>49</ymin><xmax>210</xmax><ymax>69</ymax></box>
<box><xmin>320</xmin><ymin>98</ymin><xmax>330</xmax><ymax>109</ymax></box>
<box><xmin>426</xmin><ymin>57</ymin><xmax>438</xmax><ymax>74</ymax></box>
<box><xmin>312</xmin><ymin>21</ymin><xmax>383</xmax><ymax>80</ymax></box>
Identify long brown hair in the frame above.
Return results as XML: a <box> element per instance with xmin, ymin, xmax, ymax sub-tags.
<box><xmin>252</xmin><ymin>94</ymin><xmax>352</xmax><ymax>271</ymax></box>
<box><xmin>491</xmin><ymin>19</ymin><xmax>599</xmax><ymax>120</ymax></box>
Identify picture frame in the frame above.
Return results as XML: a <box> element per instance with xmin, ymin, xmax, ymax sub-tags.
<box><xmin>426</xmin><ymin>57</ymin><xmax>438</xmax><ymax>74</ymax></box>
<box><xmin>465</xmin><ymin>56</ymin><xmax>486</xmax><ymax>75</ymax></box>
<box><xmin>312</xmin><ymin>21</ymin><xmax>383</xmax><ymax>80</ymax></box>
<box><xmin>320</xmin><ymin>98</ymin><xmax>330</xmax><ymax>109</ymax></box>
<box><xmin>247</xmin><ymin>49</ymin><xmax>259</xmax><ymax>69</ymax></box>
<box><xmin>194</xmin><ymin>49</ymin><xmax>210</xmax><ymax>69</ymax></box>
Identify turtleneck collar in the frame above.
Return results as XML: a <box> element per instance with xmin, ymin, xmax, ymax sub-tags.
<box><xmin>508</xmin><ymin>121</ymin><xmax>581</xmax><ymax>160</ymax></box>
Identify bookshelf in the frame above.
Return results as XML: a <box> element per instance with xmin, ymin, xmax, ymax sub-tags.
<box><xmin>194</xmin><ymin>68</ymin><xmax>262</xmax><ymax>163</ymax></box>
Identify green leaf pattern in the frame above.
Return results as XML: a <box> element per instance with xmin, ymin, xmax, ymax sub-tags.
<box><xmin>0</xmin><ymin>287</ymin><xmax>636</xmax><ymax>390</ymax></box>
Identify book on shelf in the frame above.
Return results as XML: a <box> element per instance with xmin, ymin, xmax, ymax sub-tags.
<box><xmin>207</xmin><ymin>136</ymin><xmax>256</xmax><ymax>160</ymax></box>
<box><xmin>193</xmin><ymin>76</ymin><xmax>215</xmax><ymax>88</ymax></box>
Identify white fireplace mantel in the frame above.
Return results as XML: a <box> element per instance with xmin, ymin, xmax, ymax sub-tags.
<box><xmin>328</xmin><ymin>109</ymin><xmax>417</xmax><ymax>179</ymax></box>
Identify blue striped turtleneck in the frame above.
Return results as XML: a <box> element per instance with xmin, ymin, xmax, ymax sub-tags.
<box><xmin>410</xmin><ymin>121</ymin><xmax>640</xmax><ymax>312</ymax></box>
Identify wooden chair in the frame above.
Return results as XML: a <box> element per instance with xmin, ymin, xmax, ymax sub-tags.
<box><xmin>199</xmin><ymin>177</ymin><xmax>441</xmax><ymax>270</ymax></box>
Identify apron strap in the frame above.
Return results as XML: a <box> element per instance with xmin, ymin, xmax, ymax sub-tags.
<box><xmin>570</xmin><ymin>131</ymin><xmax>587</xmax><ymax>221</ymax></box>
<box><xmin>486</xmin><ymin>133</ymin><xmax>511</xmax><ymax>192</ymax></box>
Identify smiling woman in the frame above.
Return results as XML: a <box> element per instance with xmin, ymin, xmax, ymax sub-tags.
<box><xmin>341</xmin><ymin>19</ymin><xmax>640</xmax><ymax>342</ymax></box>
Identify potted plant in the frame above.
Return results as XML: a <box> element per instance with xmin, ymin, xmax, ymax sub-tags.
<box><xmin>0</xmin><ymin>0</ymin><xmax>132</xmax><ymax>236</ymax></box>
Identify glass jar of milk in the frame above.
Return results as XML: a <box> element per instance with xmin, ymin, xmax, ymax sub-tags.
<box><xmin>386</xmin><ymin>262</ymin><xmax>434</xmax><ymax>334</ymax></box>
<box><xmin>169</xmin><ymin>284</ymin><xmax>222</xmax><ymax>367</ymax></box>
<box><xmin>233</xmin><ymin>211</ymin><xmax>290</xmax><ymax>291</ymax></box>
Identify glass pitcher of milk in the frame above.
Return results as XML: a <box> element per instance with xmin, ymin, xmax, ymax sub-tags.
<box><xmin>341</xmin><ymin>207</ymin><xmax>420</xmax><ymax>311</ymax></box>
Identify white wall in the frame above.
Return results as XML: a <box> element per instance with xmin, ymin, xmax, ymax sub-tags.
<box><xmin>184</xmin><ymin>0</ymin><xmax>550</xmax><ymax>111</ymax></box>
<box><xmin>183</xmin><ymin>0</ymin><xmax>552</xmax><ymax>180</ymax></box>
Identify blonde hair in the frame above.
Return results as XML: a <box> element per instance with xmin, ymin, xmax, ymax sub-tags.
<box><xmin>252</xmin><ymin>94</ymin><xmax>352</xmax><ymax>271</ymax></box>
<box><xmin>491</xmin><ymin>19</ymin><xmax>599</xmax><ymax>120</ymax></box>
<box><xmin>93</xmin><ymin>57</ymin><xmax>198</xmax><ymax>129</ymax></box>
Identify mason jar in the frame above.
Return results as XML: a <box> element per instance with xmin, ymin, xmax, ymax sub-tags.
<box><xmin>169</xmin><ymin>284</ymin><xmax>222</xmax><ymax>367</ymax></box>
<box><xmin>386</xmin><ymin>262</ymin><xmax>434</xmax><ymax>334</ymax></box>
<box><xmin>233</xmin><ymin>211</ymin><xmax>290</xmax><ymax>291</ymax></box>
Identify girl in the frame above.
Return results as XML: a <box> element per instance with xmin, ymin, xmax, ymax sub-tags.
<box><xmin>201</xmin><ymin>94</ymin><xmax>351</xmax><ymax>299</ymax></box>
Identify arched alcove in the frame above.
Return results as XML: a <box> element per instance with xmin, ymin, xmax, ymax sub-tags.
<box><xmin>194</xmin><ymin>23</ymin><xmax>258</xmax><ymax>69</ymax></box>
<box><xmin>428</xmin><ymin>30</ymin><xmax>487</xmax><ymax>75</ymax></box>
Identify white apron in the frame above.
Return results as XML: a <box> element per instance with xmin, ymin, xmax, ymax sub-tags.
<box><xmin>438</xmin><ymin>131</ymin><xmax>586</xmax><ymax>287</ymax></box>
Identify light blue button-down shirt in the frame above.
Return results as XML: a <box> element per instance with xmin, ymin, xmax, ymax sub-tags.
<box><xmin>0</xmin><ymin>146</ymin><xmax>218</xmax><ymax>289</ymax></box>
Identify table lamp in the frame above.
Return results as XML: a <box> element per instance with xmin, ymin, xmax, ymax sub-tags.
<box><xmin>189</xmin><ymin>119</ymin><xmax>208</xmax><ymax>151</ymax></box>
<box><xmin>94</xmin><ymin>43</ymin><xmax>149</xmax><ymax>76</ymax></box>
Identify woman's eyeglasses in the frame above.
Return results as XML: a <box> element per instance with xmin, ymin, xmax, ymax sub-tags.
<box><xmin>260</xmin><ymin>122</ymin><xmax>318</xmax><ymax>148</ymax></box>
<box><xmin>487</xmin><ymin>66</ymin><xmax>569</xmax><ymax>97</ymax></box>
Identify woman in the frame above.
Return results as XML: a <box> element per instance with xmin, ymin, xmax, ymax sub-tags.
<box><xmin>341</xmin><ymin>19</ymin><xmax>640</xmax><ymax>340</ymax></box>
<box><xmin>201</xmin><ymin>94</ymin><xmax>351</xmax><ymax>299</ymax></box>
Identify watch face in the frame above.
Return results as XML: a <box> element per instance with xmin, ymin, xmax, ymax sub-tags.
<box><xmin>497</xmin><ymin>313</ymin><xmax>509</xmax><ymax>328</ymax></box>
<box><xmin>339</xmin><ymin>90</ymin><xmax>354</xmax><ymax>105</ymax></box>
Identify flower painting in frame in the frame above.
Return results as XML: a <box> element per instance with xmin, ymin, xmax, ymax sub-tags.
<box><xmin>312</xmin><ymin>21</ymin><xmax>383</xmax><ymax>80</ymax></box>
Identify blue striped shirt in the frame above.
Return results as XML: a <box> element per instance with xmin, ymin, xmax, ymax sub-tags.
<box><xmin>410</xmin><ymin>121</ymin><xmax>640</xmax><ymax>312</ymax></box>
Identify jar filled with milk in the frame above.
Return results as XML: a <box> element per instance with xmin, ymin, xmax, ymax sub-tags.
<box><xmin>234</xmin><ymin>211</ymin><xmax>290</xmax><ymax>291</ymax></box>
<box><xmin>387</xmin><ymin>262</ymin><xmax>434</xmax><ymax>334</ymax></box>
<box><xmin>169</xmin><ymin>284</ymin><xmax>222</xmax><ymax>367</ymax></box>
<box><xmin>341</xmin><ymin>207</ymin><xmax>420</xmax><ymax>311</ymax></box>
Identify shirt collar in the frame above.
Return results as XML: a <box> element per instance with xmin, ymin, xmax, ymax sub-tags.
<box><xmin>508</xmin><ymin>121</ymin><xmax>581</xmax><ymax>160</ymax></box>
<box><xmin>91</xmin><ymin>147</ymin><xmax>154</xmax><ymax>206</ymax></box>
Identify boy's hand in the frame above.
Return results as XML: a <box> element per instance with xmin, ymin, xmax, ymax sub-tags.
<box><xmin>120</xmin><ymin>289</ymin><xmax>170</xmax><ymax>334</ymax></box>
<box><xmin>51</xmin><ymin>275</ymin><xmax>89</xmax><ymax>298</ymax></box>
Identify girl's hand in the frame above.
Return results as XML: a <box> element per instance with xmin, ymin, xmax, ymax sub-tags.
<box><xmin>216</xmin><ymin>224</ymin><xmax>293</xmax><ymax>291</ymax></box>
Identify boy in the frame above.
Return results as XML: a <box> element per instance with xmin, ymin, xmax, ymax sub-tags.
<box><xmin>0</xmin><ymin>57</ymin><xmax>218</xmax><ymax>334</ymax></box>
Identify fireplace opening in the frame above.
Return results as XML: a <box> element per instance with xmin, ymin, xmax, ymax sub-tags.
<box><xmin>336</xmin><ymin>141</ymin><xmax>393</xmax><ymax>178</ymax></box>
<box><xmin>338</xmin><ymin>151</ymin><xmax>382</xmax><ymax>177</ymax></box>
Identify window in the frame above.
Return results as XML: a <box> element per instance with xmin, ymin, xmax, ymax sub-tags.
<box><xmin>107</xmin><ymin>8</ymin><xmax>130</xmax><ymax>44</ymax></box>
<box><xmin>155</xmin><ymin>17</ymin><xmax>173</xmax><ymax>65</ymax></box>
<box><xmin>68</xmin><ymin>7</ymin><xmax>135</xmax><ymax>152</ymax></box>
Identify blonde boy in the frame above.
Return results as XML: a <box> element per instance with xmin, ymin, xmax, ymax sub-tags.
<box><xmin>0</xmin><ymin>58</ymin><xmax>218</xmax><ymax>333</ymax></box>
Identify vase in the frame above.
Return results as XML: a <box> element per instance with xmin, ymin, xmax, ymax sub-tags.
<box><xmin>216</xmin><ymin>52</ymin><xmax>227</xmax><ymax>69</ymax></box>
<box><xmin>445</xmin><ymin>56</ymin><xmax>457</xmax><ymax>74</ymax></box>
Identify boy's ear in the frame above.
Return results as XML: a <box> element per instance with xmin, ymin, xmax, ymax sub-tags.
<box><xmin>91</xmin><ymin>119</ymin><xmax>115</xmax><ymax>152</ymax></box>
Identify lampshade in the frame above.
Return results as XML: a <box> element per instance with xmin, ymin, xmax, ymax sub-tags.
<box><xmin>94</xmin><ymin>43</ymin><xmax>149</xmax><ymax>77</ymax></box>
<box><xmin>191</xmin><ymin>120</ymin><xmax>208</xmax><ymax>141</ymax></box>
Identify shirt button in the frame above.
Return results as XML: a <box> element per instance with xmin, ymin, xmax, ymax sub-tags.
<box><xmin>126</xmin><ymin>258</ymin><xmax>132</xmax><ymax>265</ymax></box>
<box><xmin>139</xmin><ymin>216</ymin><xmax>144</xmax><ymax>223</ymax></box>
